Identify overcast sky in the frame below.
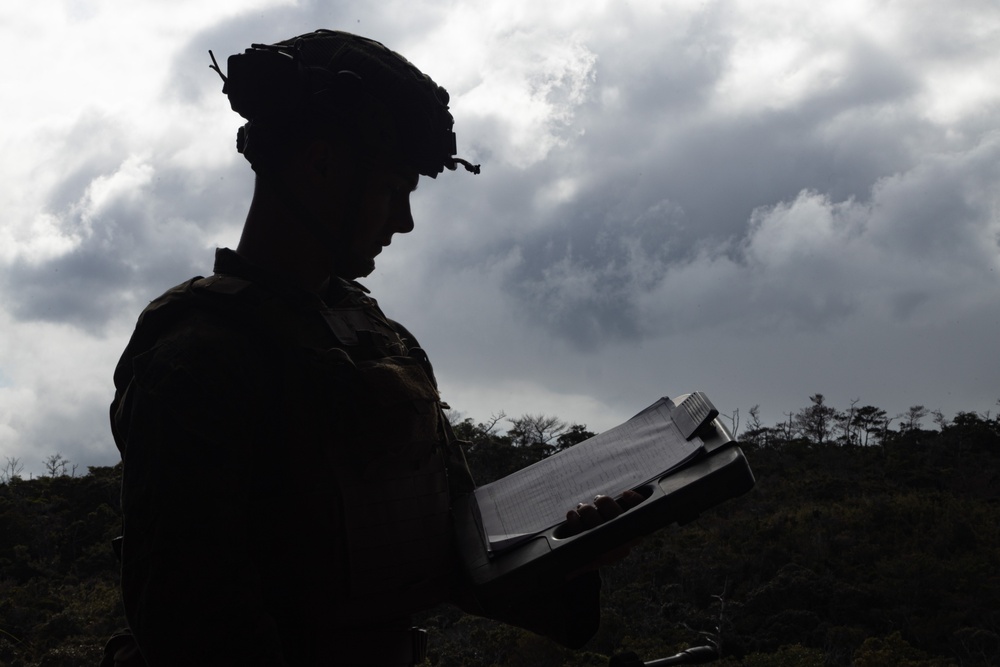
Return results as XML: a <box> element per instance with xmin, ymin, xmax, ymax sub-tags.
<box><xmin>1</xmin><ymin>0</ymin><xmax>998</xmax><ymax>477</ymax></box>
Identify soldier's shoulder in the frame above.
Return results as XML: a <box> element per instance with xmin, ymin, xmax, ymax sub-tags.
<box><xmin>130</xmin><ymin>276</ymin><xmax>265</xmax><ymax>362</ymax></box>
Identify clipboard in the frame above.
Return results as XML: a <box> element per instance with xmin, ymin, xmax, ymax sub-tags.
<box><xmin>454</xmin><ymin>392</ymin><xmax>755</xmax><ymax>601</ymax></box>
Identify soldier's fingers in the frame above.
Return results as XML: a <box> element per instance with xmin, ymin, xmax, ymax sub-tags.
<box><xmin>576</xmin><ymin>502</ymin><xmax>602</xmax><ymax>529</ymax></box>
<box><xmin>619</xmin><ymin>489</ymin><xmax>645</xmax><ymax>510</ymax></box>
<box><xmin>593</xmin><ymin>495</ymin><xmax>624</xmax><ymax>521</ymax></box>
<box><xmin>564</xmin><ymin>508</ymin><xmax>583</xmax><ymax>534</ymax></box>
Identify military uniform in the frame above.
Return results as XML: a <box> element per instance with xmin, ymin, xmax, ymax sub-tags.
<box><xmin>111</xmin><ymin>249</ymin><xmax>599</xmax><ymax>666</ymax></box>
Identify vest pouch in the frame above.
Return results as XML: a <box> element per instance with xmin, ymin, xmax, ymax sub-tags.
<box><xmin>345</xmin><ymin>355</ymin><xmax>442</xmax><ymax>465</ymax></box>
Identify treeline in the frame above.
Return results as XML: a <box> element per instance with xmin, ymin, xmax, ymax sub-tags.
<box><xmin>1</xmin><ymin>397</ymin><xmax>998</xmax><ymax>666</ymax></box>
<box><xmin>738</xmin><ymin>394</ymin><xmax>968</xmax><ymax>450</ymax></box>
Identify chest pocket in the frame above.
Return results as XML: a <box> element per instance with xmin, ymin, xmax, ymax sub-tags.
<box><xmin>346</xmin><ymin>355</ymin><xmax>442</xmax><ymax>470</ymax></box>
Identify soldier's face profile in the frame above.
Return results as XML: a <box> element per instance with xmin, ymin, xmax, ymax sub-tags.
<box><xmin>335</xmin><ymin>163</ymin><xmax>419</xmax><ymax>278</ymax></box>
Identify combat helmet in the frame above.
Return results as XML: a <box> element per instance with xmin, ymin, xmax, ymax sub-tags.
<box><xmin>210</xmin><ymin>30</ymin><xmax>479</xmax><ymax>178</ymax></box>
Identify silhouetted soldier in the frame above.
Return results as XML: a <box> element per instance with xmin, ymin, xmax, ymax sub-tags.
<box><xmin>108</xmin><ymin>30</ymin><xmax>636</xmax><ymax>666</ymax></box>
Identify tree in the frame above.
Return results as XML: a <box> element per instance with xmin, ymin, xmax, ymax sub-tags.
<box><xmin>452</xmin><ymin>413</ymin><xmax>518</xmax><ymax>484</ymax></box>
<box><xmin>43</xmin><ymin>453</ymin><xmax>70</xmax><ymax>478</ymax></box>
<box><xmin>723</xmin><ymin>408</ymin><xmax>740</xmax><ymax>440</ymax></box>
<box><xmin>852</xmin><ymin>406</ymin><xmax>889</xmax><ymax>447</ymax></box>
<box><xmin>555</xmin><ymin>424</ymin><xmax>595</xmax><ymax>452</ymax></box>
<box><xmin>839</xmin><ymin>398</ymin><xmax>861</xmax><ymax>445</ymax></box>
<box><xmin>793</xmin><ymin>394</ymin><xmax>841</xmax><ymax>445</ymax></box>
<box><xmin>777</xmin><ymin>411</ymin><xmax>797</xmax><ymax>442</ymax></box>
<box><xmin>452</xmin><ymin>413</ymin><xmax>586</xmax><ymax>484</ymax></box>
<box><xmin>900</xmin><ymin>405</ymin><xmax>929</xmax><ymax>432</ymax></box>
<box><xmin>507</xmin><ymin>414</ymin><xmax>567</xmax><ymax>448</ymax></box>
<box><xmin>1</xmin><ymin>456</ymin><xmax>24</xmax><ymax>484</ymax></box>
<box><xmin>930</xmin><ymin>409</ymin><xmax>950</xmax><ymax>430</ymax></box>
<box><xmin>941</xmin><ymin>411</ymin><xmax>1000</xmax><ymax>451</ymax></box>
<box><xmin>741</xmin><ymin>405</ymin><xmax>779</xmax><ymax>449</ymax></box>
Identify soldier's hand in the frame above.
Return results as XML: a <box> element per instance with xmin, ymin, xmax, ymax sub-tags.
<box><xmin>563</xmin><ymin>490</ymin><xmax>644</xmax><ymax>534</ymax></box>
<box><xmin>562</xmin><ymin>489</ymin><xmax>646</xmax><ymax>578</ymax></box>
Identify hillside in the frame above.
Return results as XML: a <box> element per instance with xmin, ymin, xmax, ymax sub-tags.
<box><xmin>1</xmin><ymin>405</ymin><xmax>997</xmax><ymax>666</ymax></box>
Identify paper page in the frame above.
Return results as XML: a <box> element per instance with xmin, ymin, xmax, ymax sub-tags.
<box><xmin>473</xmin><ymin>397</ymin><xmax>704</xmax><ymax>552</ymax></box>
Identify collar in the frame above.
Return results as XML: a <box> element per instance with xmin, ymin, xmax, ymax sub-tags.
<box><xmin>211</xmin><ymin>247</ymin><xmax>328</xmax><ymax>308</ymax></box>
<box><xmin>212</xmin><ymin>247</ymin><xmax>375</xmax><ymax>309</ymax></box>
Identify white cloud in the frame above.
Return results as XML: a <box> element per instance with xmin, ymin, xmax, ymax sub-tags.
<box><xmin>630</xmin><ymin>131</ymin><xmax>1000</xmax><ymax>335</ymax></box>
<box><xmin>0</xmin><ymin>212</ymin><xmax>78</xmax><ymax>265</ymax></box>
<box><xmin>400</xmin><ymin>1</ymin><xmax>606</xmax><ymax>170</ymax></box>
<box><xmin>710</xmin><ymin>0</ymin><xmax>1000</xmax><ymax>128</ymax></box>
<box><xmin>0</xmin><ymin>310</ymin><xmax>124</xmax><ymax>472</ymax></box>
<box><xmin>454</xmin><ymin>33</ymin><xmax>597</xmax><ymax>169</ymax></box>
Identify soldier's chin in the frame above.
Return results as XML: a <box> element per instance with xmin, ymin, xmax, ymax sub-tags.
<box><xmin>334</xmin><ymin>253</ymin><xmax>376</xmax><ymax>280</ymax></box>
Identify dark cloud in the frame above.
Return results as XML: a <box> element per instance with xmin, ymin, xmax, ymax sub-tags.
<box><xmin>2</xmin><ymin>152</ymin><xmax>250</xmax><ymax>334</ymax></box>
<box><xmin>414</xmin><ymin>17</ymin><xmax>995</xmax><ymax>353</ymax></box>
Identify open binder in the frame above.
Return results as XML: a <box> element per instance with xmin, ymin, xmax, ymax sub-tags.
<box><xmin>455</xmin><ymin>392</ymin><xmax>755</xmax><ymax>600</ymax></box>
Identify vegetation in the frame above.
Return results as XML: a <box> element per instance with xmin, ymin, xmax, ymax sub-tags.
<box><xmin>1</xmin><ymin>397</ymin><xmax>998</xmax><ymax>666</ymax></box>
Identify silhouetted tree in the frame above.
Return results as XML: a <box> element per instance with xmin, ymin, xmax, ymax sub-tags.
<box><xmin>852</xmin><ymin>406</ymin><xmax>889</xmax><ymax>447</ymax></box>
<box><xmin>507</xmin><ymin>414</ymin><xmax>567</xmax><ymax>448</ymax></box>
<box><xmin>1</xmin><ymin>456</ymin><xmax>23</xmax><ymax>484</ymax></box>
<box><xmin>555</xmin><ymin>424</ymin><xmax>595</xmax><ymax>451</ymax></box>
<box><xmin>794</xmin><ymin>394</ymin><xmax>840</xmax><ymax>445</ymax></box>
<box><xmin>899</xmin><ymin>405</ymin><xmax>929</xmax><ymax>432</ymax></box>
<box><xmin>43</xmin><ymin>453</ymin><xmax>70</xmax><ymax>478</ymax></box>
<box><xmin>839</xmin><ymin>398</ymin><xmax>861</xmax><ymax>445</ymax></box>
<box><xmin>452</xmin><ymin>413</ymin><xmax>517</xmax><ymax>484</ymax></box>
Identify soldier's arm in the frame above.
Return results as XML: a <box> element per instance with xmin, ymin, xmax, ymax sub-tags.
<box><xmin>117</xmin><ymin>336</ymin><xmax>288</xmax><ymax>666</ymax></box>
<box><xmin>453</xmin><ymin>492</ymin><xmax>645</xmax><ymax>648</ymax></box>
